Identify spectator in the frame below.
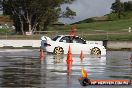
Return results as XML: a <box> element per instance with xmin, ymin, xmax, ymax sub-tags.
<box><xmin>69</xmin><ymin>25</ymin><xmax>77</xmax><ymax>36</ymax></box>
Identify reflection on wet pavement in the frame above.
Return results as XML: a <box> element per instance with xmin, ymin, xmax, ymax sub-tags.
<box><xmin>0</xmin><ymin>50</ymin><xmax>131</xmax><ymax>88</ymax></box>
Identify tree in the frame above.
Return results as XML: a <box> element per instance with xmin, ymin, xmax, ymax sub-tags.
<box><xmin>2</xmin><ymin>0</ymin><xmax>76</xmax><ymax>35</ymax></box>
<box><xmin>124</xmin><ymin>1</ymin><xmax>132</xmax><ymax>11</ymax></box>
<box><xmin>111</xmin><ymin>0</ymin><xmax>124</xmax><ymax>19</ymax></box>
<box><xmin>0</xmin><ymin>0</ymin><xmax>2</xmax><ymax>11</ymax></box>
<box><xmin>0</xmin><ymin>0</ymin><xmax>2</xmax><ymax>7</ymax></box>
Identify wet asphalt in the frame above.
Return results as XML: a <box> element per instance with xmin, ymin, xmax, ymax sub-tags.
<box><xmin>0</xmin><ymin>49</ymin><xmax>132</xmax><ymax>88</ymax></box>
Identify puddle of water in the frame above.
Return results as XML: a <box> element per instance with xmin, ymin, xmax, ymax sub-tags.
<box><xmin>0</xmin><ymin>51</ymin><xmax>131</xmax><ymax>87</ymax></box>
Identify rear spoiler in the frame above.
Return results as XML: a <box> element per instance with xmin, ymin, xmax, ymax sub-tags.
<box><xmin>41</xmin><ymin>36</ymin><xmax>51</xmax><ymax>41</ymax></box>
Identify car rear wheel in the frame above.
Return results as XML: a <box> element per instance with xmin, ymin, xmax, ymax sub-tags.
<box><xmin>53</xmin><ymin>47</ymin><xmax>64</xmax><ymax>55</ymax></box>
<box><xmin>91</xmin><ymin>47</ymin><xmax>101</xmax><ymax>55</ymax></box>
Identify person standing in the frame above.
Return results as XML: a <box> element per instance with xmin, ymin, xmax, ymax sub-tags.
<box><xmin>69</xmin><ymin>25</ymin><xmax>77</xmax><ymax>36</ymax></box>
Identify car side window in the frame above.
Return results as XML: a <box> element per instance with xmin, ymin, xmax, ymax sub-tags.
<box><xmin>72</xmin><ymin>37</ymin><xmax>86</xmax><ymax>44</ymax></box>
<box><xmin>52</xmin><ymin>36</ymin><xmax>61</xmax><ymax>41</ymax></box>
<box><xmin>59</xmin><ymin>36</ymin><xmax>70</xmax><ymax>43</ymax></box>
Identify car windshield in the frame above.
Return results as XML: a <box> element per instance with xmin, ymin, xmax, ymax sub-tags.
<box><xmin>52</xmin><ymin>36</ymin><xmax>61</xmax><ymax>41</ymax></box>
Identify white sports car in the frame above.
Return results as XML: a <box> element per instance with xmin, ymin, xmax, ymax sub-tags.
<box><xmin>41</xmin><ymin>35</ymin><xmax>106</xmax><ymax>56</ymax></box>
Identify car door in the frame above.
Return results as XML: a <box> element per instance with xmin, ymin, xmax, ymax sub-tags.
<box><xmin>58</xmin><ymin>36</ymin><xmax>90</xmax><ymax>54</ymax></box>
<box><xmin>69</xmin><ymin>36</ymin><xmax>89</xmax><ymax>54</ymax></box>
<box><xmin>58</xmin><ymin>36</ymin><xmax>72</xmax><ymax>54</ymax></box>
<box><xmin>58</xmin><ymin>36</ymin><xmax>84</xmax><ymax>54</ymax></box>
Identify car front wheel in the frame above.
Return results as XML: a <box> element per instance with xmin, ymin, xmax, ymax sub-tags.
<box><xmin>53</xmin><ymin>47</ymin><xmax>64</xmax><ymax>55</ymax></box>
<box><xmin>91</xmin><ymin>47</ymin><xmax>101</xmax><ymax>55</ymax></box>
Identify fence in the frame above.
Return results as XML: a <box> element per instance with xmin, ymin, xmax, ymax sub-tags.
<box><xmin>0</xmin><ymin>31</ymin><xmax>132</xmax><ymax>41</ymax></box>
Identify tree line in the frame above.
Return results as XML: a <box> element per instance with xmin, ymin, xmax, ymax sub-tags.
<box><xmin>2</xmin><ymin>0</ymin><xmax>76</xmax><ymax>35</ymax></box>
<box><xmin>111</xmin><ymin>0</ymin><xmax>132</xmax><ymax>19</ymax></box>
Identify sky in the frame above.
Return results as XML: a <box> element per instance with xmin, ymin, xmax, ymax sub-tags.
<box><xmin>59</xmin><ymin>0</ymin><xmax>131</xmax><ymax>24</ymax></box>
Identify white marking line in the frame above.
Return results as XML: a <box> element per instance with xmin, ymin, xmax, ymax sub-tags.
<box><xmin>6</xmin><ymin>56</ymin><xmax>26</xmax><ymax>58</ymax></box>
<box><xmin>0</xmin><ymin>56</ymin><xmax>39</xmax><ymax>58</ymax></box>
<box><xmin>0</xmin><ymin>49</ymin><xmax>38</xmax><ymax>52</ymax></box>
<box><xmin>6</xmin><ymin>49</ymin><xmax>33</xmax><ymax>52</ymax></box>
<box><xmin>7</xmin><ymin>67</ymin><xmax>37</xmax><ymax>70</ymax></box>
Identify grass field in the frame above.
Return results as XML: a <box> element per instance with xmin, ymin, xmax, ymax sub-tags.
<box><xmin>0</xmin><ymin>15</ymin><xmax>132</xmax><ymax>41</ymax></box>
<box><xmin>49</xmin><ymin>18</ymin><xmax>132</xmax><ymax>41</ymax></box>
<box><xmin>69</xmin><ymin>19</ymin><xmax>132</xmax><ymax>32</ymax></box>
<box><xmin>0</xmin><ymin>31</ymin><xmax>131</xmax><ymax>41</ymax></box>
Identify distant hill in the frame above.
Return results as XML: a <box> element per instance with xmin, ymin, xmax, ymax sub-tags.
<box><xmin>72</xmin><ymin>11</ymin><xmax>132</xmax><ymax>25</ymax></box>
<box><xmin>54</xmin><ymin>11</ymin><xmax>132</xmax><ymax>32</ymax></box>
<box><xmin>72</xmin><ymin>16</ymin><xmax>108</xmax><ymax>24</ymax></box>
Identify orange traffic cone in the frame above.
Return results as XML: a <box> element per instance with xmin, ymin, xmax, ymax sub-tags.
<box><xmin>80</xmin><ymin>50</ymin><xmax>84</xmax><ymax>61</ymax></box>
<box><xmin>67</xmin><ymin>64</ymin><xmax>72</xmax><ymax>79</ymax></box>
<box><xmin>66</xmin><ymin>45</ymin><xmax>73</xmax><ymax>65</ymax></box>
<box><xmin>81</xmin><ymin>67</ymin><xmax>88</xmax><ymax>78</ymax></box>
<box><xmin>40</xmin><ymin>49</ymin><xmax>44</xmax><ymax>61</ymax></box>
